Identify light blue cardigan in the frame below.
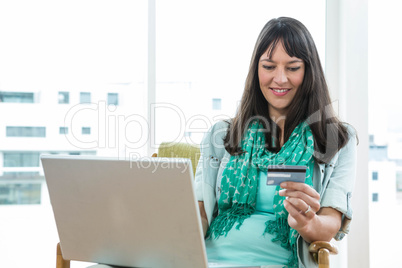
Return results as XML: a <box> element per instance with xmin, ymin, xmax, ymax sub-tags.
<box><xmin>194</xmin><ymin>120</ymin><xmax>357</xmax><ymax>268</ymax></box>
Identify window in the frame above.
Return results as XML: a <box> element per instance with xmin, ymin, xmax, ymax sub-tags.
<box><xmin>397</xmin><ymin>171</ymin><xmax>402</xmax><ymax>192</ymax></box>
<box><xmin>0</xmin><ymin>1</ymin><xmax>148</xmax><ymax>266</ymax></box>
<box><xmin>369</xmin><ymin>145</ymin><xmax>388</xmax><ymax>161</ymax></box>
<box><xmin>154</xmin><ymin>0</ymin><xmax>326</xmax><ymax>147</ymax></box>
<box><xmin>107</xmin><ymin>93</ymin><xmax>118</xmax><ymax>105</ymax></box>
<box><xmin>80</xmin><ymin>92</ymin><xmax>91</xmax><ymax>104</ymax></box>
<box><xmin>3</xmin><ymin>172</ymin><xmax>40</xmax><ymax>177</ymax></box>
<box><xmin>3</xmin><ymin>152</ymin><xmax>40</xmax><ymax>167</ymax></box>
<box><xmin>58</xmin><ymin>91</ymin><xmax>69</xmax><ymax>104</ymax></box>
<box><xmin>372</xmin><ymin>171</ymin><xmax>378</xmax><ymax>181</ymax></box>
<box><xmin>6</xmin><ymin>126</ymin><xmax>46</xmax><ymax>137</ymax></box>
<box><xmin>369</xmin><ymin>134</ymin><xmax>375</xmax><ymax>145</ymax></box>
<box><xmin>0</xmin><ymin>92</ymin><xmax>34</xmax><ymax>103</ymax></box>
<box><xmin>212</xmin><ymin>98</ymin><xmax>222</xmax><ymax>110</ymax></box>
<box><xmin>0</xmin><ymin>184</ymin><xmax>41</xmax><ymax>205</ymax></box>
<box><xmin>369</xmin><ymin>1</ymin><xmax>401</xmax><ymax>267</ymax></box>
<box><xmin>59</xmin><ymin>127</ymin><xmax>68</xmax><ymax>134</ymax></box>
<box><xmin>82</xmin><ymin>127</ymin><xmax>91</xmax><ymax>135</ymax></box>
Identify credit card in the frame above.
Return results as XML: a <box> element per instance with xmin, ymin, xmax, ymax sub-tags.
<box><xmin>266</xmin><ymin>165</ymin><xmax>307</xmax><ymax>186</ymax></box>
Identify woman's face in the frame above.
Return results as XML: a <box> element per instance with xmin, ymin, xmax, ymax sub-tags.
<box><xmin>258</xmin><ymin>41</ymin><xmax>305</xmax><ymax>120</ymax></box>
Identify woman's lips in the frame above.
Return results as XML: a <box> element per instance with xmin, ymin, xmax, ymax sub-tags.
<box><xmin>270</xmin><ymin>88</ymin><xmax>291</xmax><ymax>96</ymax></box>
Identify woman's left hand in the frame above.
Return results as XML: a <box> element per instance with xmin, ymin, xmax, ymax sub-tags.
<box><xmin>279</xmin><ymin>181</ymin><xmax>320</xmax><ymax>232</ymax></box>
<box><xmin>279</xmin><ymin>181</ymin><xmax>342</xmax><ymax>243</ymax></box>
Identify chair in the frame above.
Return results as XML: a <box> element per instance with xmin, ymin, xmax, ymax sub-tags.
<box><xmin>55</xmin><ymin>142</ymin><xmax>338</xmax><ymax>268</ymax></box>
<box><xmin>152</xmin><ymin>142</ymin><xmax>201</xmax><ymax>176</ymax></box>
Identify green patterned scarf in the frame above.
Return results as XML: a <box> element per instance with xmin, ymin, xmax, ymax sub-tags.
<box><xmin>207</xmin><ymin>119</ymin><xmax>315</xmax><ymax>268</ymax></box>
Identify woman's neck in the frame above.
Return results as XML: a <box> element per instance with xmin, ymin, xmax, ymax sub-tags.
<box><xmin>269</xmin><ymin>112</ymin><xmax>286</xmax><ymax>147</ymax></box>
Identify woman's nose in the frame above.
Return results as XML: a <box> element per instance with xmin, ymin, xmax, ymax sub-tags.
<box><xmin>273</xmin><ymin>69</ymin><xmax>288</xmax><ymax>84</ymax></box>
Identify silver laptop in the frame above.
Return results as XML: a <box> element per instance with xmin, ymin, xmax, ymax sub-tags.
<box><xmin>42</xmin><ymin>154</ymin><xmax>209</xmax><ymax>268</ymax></box>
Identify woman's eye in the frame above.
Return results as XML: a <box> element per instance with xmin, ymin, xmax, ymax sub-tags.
<box><xmin>288</xmin><ymin>67</ymin><xmax>301</xmax><ymax>72</ymax></box>
<box><xmin>262</xmin><ymin>65</ymin><xmax>275</xmax><ymax>70</ymax></box>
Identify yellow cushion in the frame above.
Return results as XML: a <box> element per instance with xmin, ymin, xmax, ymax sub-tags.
<box><xmin>157</xmin><ymin>142</ymin><xmax>200</xmax><ymax>176</ymax></box>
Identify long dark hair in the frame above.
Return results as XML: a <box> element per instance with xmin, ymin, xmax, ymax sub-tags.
<box><xmin>224</xmin><ymin>17</ymin><xmax>350</xmax><ymax>164</ymax></box>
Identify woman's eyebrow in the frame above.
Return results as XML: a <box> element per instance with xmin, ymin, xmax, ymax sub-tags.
<box><xmin>288</xmin><ymin>60</ymin><xmax>303</xmax><ymax>64</ymax></box>
<box><xmin>260</xmin><ymin>59</ymin><xmax>303</xmax><ymax>64</ymax></box>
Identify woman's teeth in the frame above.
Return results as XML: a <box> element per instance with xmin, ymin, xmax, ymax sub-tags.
<box><xmin>272</xmin><ymin>88</ymin><xmax>289</xmax><ymax>93</ymax></box>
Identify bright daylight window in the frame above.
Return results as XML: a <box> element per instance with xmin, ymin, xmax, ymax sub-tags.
<box><xmin>80</xmin><ymin>92</ymin><xmax>91</xmax><ymax>104</ymax></box>
<box><xmin>107</xmin><ymin>92</ymin><xmax>119</xmax><ymax>105</ymax></box>
<box><xmin>154</xmin><ymin>0</ymin><xmax>326</xmax><ymax>147</ymax></box>
<box><xmin>0</xmin><ymin>92</ymin><xmax>34</xmax><ymax>103</ymax></box>
<box><xmin>0</xmin><ymin>1</ymin><xmax>147</xmax><ymax>267</ymax></box>
<box><xmin>368</xmin><ymin>1</ymin><xmax>402</xmax><ymax>267</ymax></box>
<box><xmin>58</xmin><ymin>91</ymin><xmax>70</xmax><ymax>104</ymax></box>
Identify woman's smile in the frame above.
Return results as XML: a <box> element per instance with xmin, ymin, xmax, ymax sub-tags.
<box><xmin>270</xmin><ymin>87</ymin><xmax>291</xmax><ymax>96</ymax></box>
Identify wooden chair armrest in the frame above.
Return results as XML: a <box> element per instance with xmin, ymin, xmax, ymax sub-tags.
<box><xmin>57</xmin><ymin>242</ymin><xmax>71</xmax><ymax>268</ymax></box>
<box><xmin>308</xmin><ymin>241</ymin><xmax>338</xmax><ymax>268</ymax></box>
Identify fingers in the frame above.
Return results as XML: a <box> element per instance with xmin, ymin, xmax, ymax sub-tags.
<box><xmin>279</xmin><ymin>189</ymin><xmax>320</xmax><ymax>213</ymax></box>
<box><xmin>283</xmin><ymin>199</ymin><xmax>316</xmax><ymax>231</ymax></box>
<box><xmin>279</xmin><ymin>181</ymin><xmax>321</xmax><ymax>227</ymax></box>
<box><xmin>285</xmin><ymin>197</ymin><xmax>317</xmax><ymax>219</ymax></box>
<box><xmin>280</xmin><ymin>181</ymin><xmax>320</xmax><ymax>200</ymax></box>
<box><xmin>279</xmin><ymin>182</ymin><xmax>320</xmax><ymax>209</ymax></box>
<box><xmin>279</xmin><ymin>182</ymin><xmax>321</xmax><ymax>233</ymax></box>
<box><xmin>283</xmin><ymin>199</ymin><xmax>315</xmax><ymax>224</ymax></box>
